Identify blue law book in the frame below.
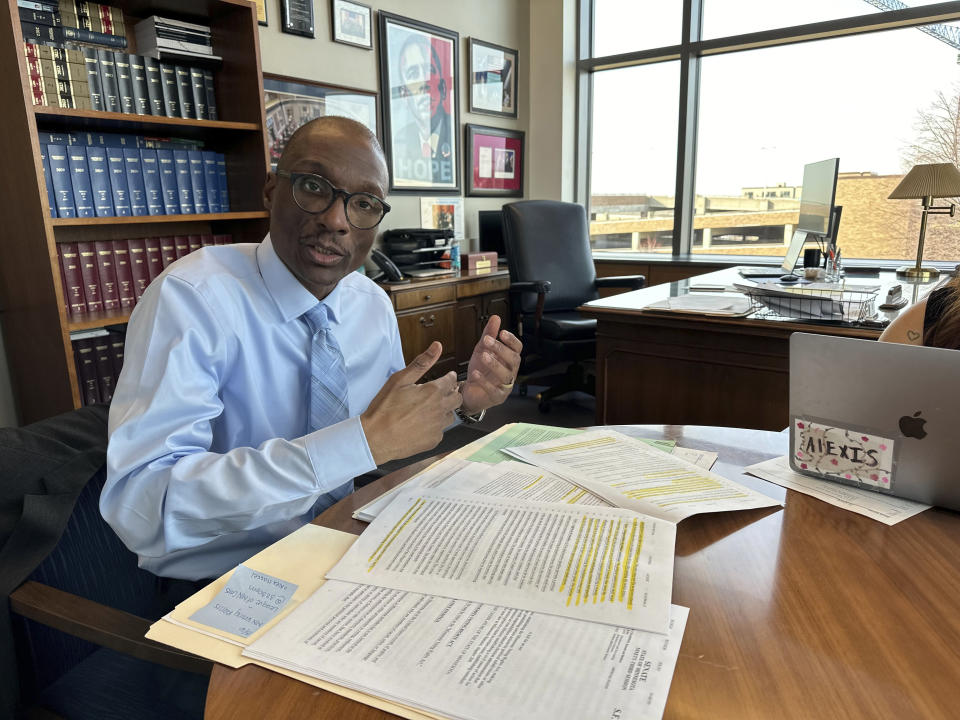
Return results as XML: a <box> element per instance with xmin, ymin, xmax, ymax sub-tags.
<box><xmin>202</xmin><ymin>150</ymin><xmax>220</xmax><ymax>213</ymax></box>
<box><xmin>85</xmin><ymin>146</ymin><xmax>114</xmax><ymax>217</ymax></box>
<box><xmin>216</xmin><ymin>153</ymin><xmax>229</xmax><ymax>212</ymax></box>
<box><xmin>156</xmin><ymin>149</ymin><xmax>180</xmax><ymax>214</ymax></box>
<box><xmin>172</xmin><ymin>149</ymin><xmax>194</xmax><ymax>214</ymax></box>
<box><xmin>139</xmin><ymin>148</ymin><xmax>164</xmax><ymax>215</ymax></box>
<box><xmin>38</xmin><ymin>131</ymin><xmax>71</xmax><ymax>146</ymax></box>
<box><xmin>105</xmin><ymin>147</ymin><xmax>131</xmax><ymax>216</ymax></box>
<box><xmin>66</xmin><ymin>145</ymin><xmax>95</xmax><ymax>217</ymax></box>
<box><xmin>123</xmin><ymin>148</ymin><xmax>148</xmax><ymax>216</ymax></box>
<box><xmin>187</xmin><ymin>149</ymin><xmax>208</xmax><ymax>214</ymax></box>
<box><xmin>46</xmin><ymin>144</ymin><xmax>76</xmax><ymax>218</ymax></box>
<box><xmin>40</xmin><ymin>145</ymin><xmax>57</xmax><ymax>217</ymax></box>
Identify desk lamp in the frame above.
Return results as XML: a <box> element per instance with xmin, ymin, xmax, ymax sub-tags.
<box><xmin>888</xmin><ymin>162</ymin><xmax>960</xmax><ymax>280</ymax></box>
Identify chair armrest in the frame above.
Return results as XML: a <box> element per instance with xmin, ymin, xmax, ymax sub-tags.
<box><xmin>595</xmin><ymin>275</ymin><xmax>646</xmax><ymax>290</ymax></box>
<box><xmin>10</xmin><ymin>580</ymin><xmax>212</xmax><ymax>676</ymax></box>
<box><xmin>509</xmin><ymin>281</ymin><xmax>552</xmax><ymax>334</ymax></box>
<box><xmin>509</xmin><ymin>280</ymin><xmax>552</xmax><ymax>295</ymax></box>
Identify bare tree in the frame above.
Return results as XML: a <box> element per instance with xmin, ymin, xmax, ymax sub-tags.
<box><xmin>903</xmin><ymin>86</ymin><xmax>960</xmax><ymax>169</ymax></box>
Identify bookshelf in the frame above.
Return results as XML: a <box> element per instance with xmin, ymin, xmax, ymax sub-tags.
<box><xmin>0</xmin><ymin>0</ymin><xmax>270</xmax><ymax>423</ymax></box>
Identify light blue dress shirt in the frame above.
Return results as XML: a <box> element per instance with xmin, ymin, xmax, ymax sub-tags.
<box><xmin>102</xmin><ymin>235</ymin><xmax>405</xmax><ymax>580</ymax></box>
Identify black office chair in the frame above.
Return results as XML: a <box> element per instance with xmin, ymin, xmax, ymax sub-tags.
<box><xmin>2</xmin><ymin>404</ymin><xmax>210</xmax><ymax>720</ymax></box>
<box><xmin>501</xmin><ymin>200</ymin><xmax>645</xmax><ymax>411</ymax></box>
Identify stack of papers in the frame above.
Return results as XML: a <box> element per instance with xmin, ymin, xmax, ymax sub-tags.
<box><xmin>734</xmin><ymin>282</ymin><xmax>878</xmax><ymax>321</ymax></box>
<box><xmin>643</xmin><ymin>293</ymin><xmax>754</xmax><ymax>316</ymax></box>
<box><xmin>149</xmin><ymin>425</ymin><xmax>783</xmax><ymax>720</ymax></box>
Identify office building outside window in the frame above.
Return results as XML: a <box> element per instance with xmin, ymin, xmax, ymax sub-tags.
<box><xmin>582</xmin><ymin>0</ymin><xmax>960</xmax><ymax>262</ymax></box>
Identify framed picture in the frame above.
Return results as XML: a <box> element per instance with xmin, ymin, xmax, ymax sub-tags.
<box><xmin>420</xmin><ymin>196</ymin><xmax>464</xmax><ymax>240</ymax></box>
<box><xmin>468</xmin><ymin>38</ymin><xmax>518</xmax><ymax>118</ymax></box>
<box><xmin>264</xmin><ymin>74</ymin><xmax>379</xmax><ymax>170</ymax></box>
<box><xmin>465</xmin><ymin>124</ymin><xmax>524</xmax><ymax>197</ymax></box>
<box><xmin>378</xmin><ymin>11</ymin><xmax>460</xmax><ymax>194</ymax></box>
<box><xmin>281</xmin><ymin>0</ymin><xmax>315</xmax><ymax>37</ymax></box>
<box><xmin>331</xmin><ymin>0</ymin><xmax>372</xmax><ymax>49</ymax></box>
<box><xmin>253</xmin><ymin>0</ymin><xmax>268</xmax><ymax>26</ymax></box>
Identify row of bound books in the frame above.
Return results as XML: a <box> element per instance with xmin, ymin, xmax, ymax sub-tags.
<box><xmin>59</xmin><ymin>234</ymin><xmax>233</xmax><ymax>317</ymax></box>
<box><xmin>24</xmin><ymin>43</ymin><xmax>90</xmax><ymax>109</ymax></box>
<box><xmin>72</xmin><ymin>328</ymin><xmax>124</xmax><ymax>405</ymax></box>
<box><xmin>42</xmin><ymin>140</ymin><xmax>229</xmax><ymax>218</ymax></box>
<box><xmin>20</xmin><ymin>0</ymin><xmax>127</xmax><ymax>51</ymax></box>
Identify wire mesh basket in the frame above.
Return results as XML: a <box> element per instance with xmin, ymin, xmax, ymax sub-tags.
<box><xmin>741</xmin><ymin>285</ymin><xmax>879</xmax><ymax>323</ymax></box>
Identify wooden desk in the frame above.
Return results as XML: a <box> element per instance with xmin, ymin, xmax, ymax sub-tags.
<box><xmin>579</xmin><ymin>267</ymin><xmax>927</xmax><ymax>430</ymax></box>
<box><xmin>378</xmin><ymin>268</ymin><xmax>510</xmax><ymax>378</ymax></box>
<box><xmin>205</xmin><ymin>425</ymin><xmax>960</xmax><ymax>720</ymax></box>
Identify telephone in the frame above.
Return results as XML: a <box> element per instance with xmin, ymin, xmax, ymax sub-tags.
<box><xmin>370</xmin><ymin>248</ymin><xmax>408</xmax><ymax>284</ymax></box>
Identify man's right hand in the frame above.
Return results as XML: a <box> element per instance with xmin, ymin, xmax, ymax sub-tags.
<box><xmin>360</xmin><ymin>342</ymin><xmax>462</xmax><ymax>465</ymax></box>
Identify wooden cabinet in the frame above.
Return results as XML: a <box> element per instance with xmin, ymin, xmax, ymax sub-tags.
<box><xmin>379</xmin><ymin>270</ymin><xmax>510</xmax><ymax>379</ymax></box>
<box><xmin>0</xmin><ymin>0</ymin><xmax>269</xmax><ymax>423</ymax></box>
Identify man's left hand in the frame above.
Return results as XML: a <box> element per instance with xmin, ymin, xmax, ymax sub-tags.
<box><xmin>460</xmin><ymin>315</ymin><xmax>522</xmax><ymax>416</ymax></box>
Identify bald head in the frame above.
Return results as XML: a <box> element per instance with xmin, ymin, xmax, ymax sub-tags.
<box><xmin>278</xmin><ymin>116</ymin><xmax>387</xmax><ymax>178</ymax></box>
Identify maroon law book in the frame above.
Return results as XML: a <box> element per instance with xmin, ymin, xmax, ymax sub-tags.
<box><xmin>127</xmin><ymin>237</ymin><xmax>150</xmax><ymax>301</ymax></box>
<box><xmin>59</xmin><ymin>242</ymin><xmax>87</xmax><ymax>316</ymax></box>
<box><xmin>93</xmin><ymin>335</ymin><xmax>116</xmax><ymax>403</ymax></box>
<box><xmin>159</xmin><ymin>236</ymin><xmax>177</xmax><ymax>267</ymax></box>
<box><xmin>76</xmin><ymin>242</ymin><xmax>104</xmax><ymax>313</ymax></box>
<box><xmin>188</xmin><ymin>234</ymin><xmax>202</xmax><ymax>253</ymax></box>
<box><xmin>213</xmin><ymin>233</ymin><xmax>231</xmax><ymax>245</ymax></box>
<box><xmin>173</xmin><ymin>234</ymin><xmax>190</xmax><ymax>259</ymax></box>
<box><xmin>58</xmin><ymin>257</ymin><xmax>69</xmax><ymax>315</ymax></box>
<box><xmin>112</xmin><ymin>239</ymin><xmax>136</xmax><ymax>308</ymax></box>
<box><xmin>143</xmin><ymin>236</ymin><xmax>164</xmax><ymax>281</ymax></box>
<box><xmin>200</xmin><ymin>233</ymin><xmax>215</xmax><ymax>247</ymax></box>
<box><xmin>73</xmin><ymin>338</ymin><xmax>101</xmax><ymax>406</ymax></box>
<box><xmin>93</xmin><ymin>239</ymin><xmax>120</xmax><ymax>311</ymax></box>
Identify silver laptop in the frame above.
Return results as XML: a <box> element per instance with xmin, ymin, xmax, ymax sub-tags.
<box><xmin>789</xmin><ymin>332</ymin><xmax>960</xmax><ymax>510</ymax></box>
<box><xmin>739</xmin><ymin>229</ymin><xmax>809</xmax><ymax>279</ymax></box>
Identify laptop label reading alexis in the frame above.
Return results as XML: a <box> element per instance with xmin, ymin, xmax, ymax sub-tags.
<box><xmin>790</xmin><ymin>417</ymin><xmax>898</xmax><ymax>491</ymax></box>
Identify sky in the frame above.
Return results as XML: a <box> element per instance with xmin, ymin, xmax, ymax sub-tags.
<box><xmin>590</xmin><ymin>0</ymin><xmax>960</xmax><ymax>195</ymax></box>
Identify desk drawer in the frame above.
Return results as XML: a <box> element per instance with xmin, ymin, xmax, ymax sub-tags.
<box><xmin>396</xmin><ymin>304</ymin><xmax>456</xmax><ymax>373</ymax></box>
<box><xmin>394</xmin><ymin>285</ymin><xmax>456</xmax><ymax>310</ymax></box>
<box><xmin>457</xmin><ymin>275</ymin><xmax>510</xmax><ymax>299</ymax></box>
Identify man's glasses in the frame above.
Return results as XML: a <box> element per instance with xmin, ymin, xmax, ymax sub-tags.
<box><xmin>276</xmin><ymin>171</ymin><xmax>391</xmax><ymax>230</ymax></box>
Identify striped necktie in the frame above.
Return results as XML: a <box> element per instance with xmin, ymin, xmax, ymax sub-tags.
<box><xmin>303</xmin><ymin>304</ymin><xmax>350</xmax><ymax>432</ymax></box>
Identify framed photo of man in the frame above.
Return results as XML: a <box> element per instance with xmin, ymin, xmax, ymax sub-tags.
<box><xmin>468</xmin><ymin>38</ymin><xmax>518</xmax><ymax>118</ymax></box>
<box><xmin>378</xmin><ymin>11</ymin><xmax>460</xmax><ymax>194</ymax></box>
<box><xmin>331</xmin><ymin>0</ymin><xmax>372</xmax><ymax>49</ymax></box>
<box><xmin>465</xmin><ymin>124</ymin><xmax>524</xmax><ymax>197</ymax></box>
<box><xmin>263</xmin><ymin>74</ymin><xmax>379</xmax><ymax>170</ymax></box>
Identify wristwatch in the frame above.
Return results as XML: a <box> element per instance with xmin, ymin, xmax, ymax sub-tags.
<box><xmin>455</xmin><ymin>406</ymin><xmax>486</xmax><ymax>424</ymax></box>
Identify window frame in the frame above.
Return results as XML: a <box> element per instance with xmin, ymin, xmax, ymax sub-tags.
<box><xmin>576</xmin><ymin>0</ymin><xmax>960</xmax><ymax>257</ymax></box>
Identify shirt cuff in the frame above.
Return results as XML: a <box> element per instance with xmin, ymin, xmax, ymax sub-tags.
<box><xmin>303</xmin><ymin>416</ymin><xmax>377</xmax><ymax>493</ymax></box>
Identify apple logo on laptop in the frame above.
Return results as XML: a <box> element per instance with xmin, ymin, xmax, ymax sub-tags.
<box><xmin>899</xmin><ymin>411</ymin><xmax>927</xmax><ymax>439</ymax></box>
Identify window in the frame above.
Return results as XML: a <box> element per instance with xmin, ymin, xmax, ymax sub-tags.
<box><xmin>581</xmin><ymin>1</ymin><xmax>960</xmax><ymax>262</ymax></box>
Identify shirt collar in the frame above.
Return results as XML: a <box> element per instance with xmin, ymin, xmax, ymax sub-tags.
<box><xmin>257</xmin><ymin>233</ymin><xmax>344</xmax><ymax>325</ymax></box>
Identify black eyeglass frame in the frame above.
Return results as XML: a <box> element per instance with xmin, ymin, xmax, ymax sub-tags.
<box><xmin>275</xmin><ymin>170</ymin><xmax>392</xmax><ymax>229</ymax></box>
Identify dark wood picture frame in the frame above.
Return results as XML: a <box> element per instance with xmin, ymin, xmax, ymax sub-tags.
<box><xmin>253</xmin><ymin>0</ymin><xmax>268</xmax><ymax>26</ymax></box>
<box><xmin>465</xmin><ymin>123</ymin><xmax>524</xmax><ymax>197</ymax></box>
<box><xmin>331</xmin><ymin>0</ymin><xmax>373</xmax><ymax>49</ymax></box>
<box><xmin>378</xmin><ymin>11</ymin><xmax>461</xmax><ymax>194</ymax></box>
<box><xmin>264</xmin><ymin>74</ymin><xmax>379</xmax><ymax>170</ymax></box>
<box><xmin>468</xmin><ymin>38</ymin><xmax>518</xmax><ymax>118</ymax></box>
<box><xmin>281</xmin><ymin>0</ymin><xmax>315</xmax><ymax>38</ymax></box>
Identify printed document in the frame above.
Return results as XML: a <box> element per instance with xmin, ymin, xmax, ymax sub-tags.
<box><xmin>745</xmin><ymin>456</ymin><xmax>930</xmax><ymax>525</ymax></box>
<box><xmin>244</xmin><ymin>580</ymin><xmax>688</xmax><ymax>720</ymax></box>
<box><xmin>505</xmin><ymin>429</ymin><xmax>781</xmax><ymax>523</ymax></box>
<box><xmin>326</xmin><ymin>487</ymin><xmax>676</xmax><ymax>634</ymax></box>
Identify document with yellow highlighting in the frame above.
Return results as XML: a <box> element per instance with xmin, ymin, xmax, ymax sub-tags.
<box><xmin>325</xmin><ymin>487</ymin><xmax>676</xmax><ymax>634</ymax></box>
<box><xmin>244</xmin><ymin>580</ymin><xmax>688</xmax><ymax>720</ymax></box>
<box><xmin>505</xmin><ymin>429</ymin><xmax>782</xmax><ymax>523</ymax></box>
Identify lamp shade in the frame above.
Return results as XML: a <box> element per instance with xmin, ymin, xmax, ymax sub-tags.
<box><xmin>888</xmin><ymin>162</ymin><xmax>960</xmax><ymax>199</ymax></box>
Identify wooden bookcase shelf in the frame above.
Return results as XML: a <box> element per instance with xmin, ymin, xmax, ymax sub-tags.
<box><xmin>51</xmin><ymin>211</ymin><xmax>269</xmax><ymax>227</ymax></box>
<box><xmin>0</xmin><ymin>0</ymin><xmax>270</xmax><ymax>423</ymax></box>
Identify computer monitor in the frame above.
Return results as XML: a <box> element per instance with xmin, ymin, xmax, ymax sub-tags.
<box><xmin>478</xmin><ymin>210</ymin><xmax>507</xmax><ymax>262</ymax></box>
<box><xmin>797</xmin><ymin>157</ymin><xmax>839</xmax><ymax>238</ymax></box>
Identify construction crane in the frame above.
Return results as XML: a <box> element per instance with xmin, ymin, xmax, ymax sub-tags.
<box><xmin>860</xmin><ymin>0</ymin><xmax>960</xmax><ymax>52</ymax></box>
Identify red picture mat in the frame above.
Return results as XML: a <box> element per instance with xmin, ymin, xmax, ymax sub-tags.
<box><xmin>471</xmin><ymin>133</ymin><xmax>522</xmax><ymax>192</ymax></box>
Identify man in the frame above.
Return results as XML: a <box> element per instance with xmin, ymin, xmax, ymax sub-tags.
<box><xmin>102</xmin><ymin>117</ymin><xmax>521</xmax><ymax>581</ymax></box>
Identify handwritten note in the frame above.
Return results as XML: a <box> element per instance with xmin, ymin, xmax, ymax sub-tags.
<box><xmin>792</xmin><ymin>418</ymin><xmax>896</xmax><ymax>489</ymax></box>
<box><xmin>189</xmin><ymin>565</ymin><xmax>298</xmax><ymax>638</ymax></box>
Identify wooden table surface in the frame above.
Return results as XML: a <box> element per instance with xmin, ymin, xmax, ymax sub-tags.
<box><xmin>205</xmin><ymin>425</ymin><xmax>960</xmax><ymax>719</ymax></box>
